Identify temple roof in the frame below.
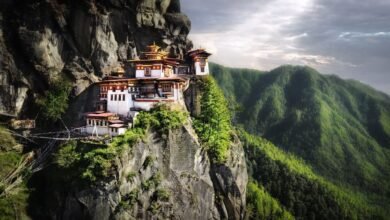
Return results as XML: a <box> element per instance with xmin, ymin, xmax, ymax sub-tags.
<box><xmin>86</xmin><ymin>112</ymin><xmax>117</xmax><ymax>118</ymax></box>
<box><xmin>109</xmin><ymin>124</ymin><xmax>127</xmax><ymax>128</ymax></box>
<box><xmin>127</xmin><ymin>43</ymin><xmax>177</xmax><ymax>64</ymax></box>
<box><xmin>97</xmin><ymin>76</ymin><xmax>187</xmax><ymax>85</ymax></box>
<box><xmin>187</xmin><ymin>48</ymin><xmax>212</xmax><ymax>58</ymax></box>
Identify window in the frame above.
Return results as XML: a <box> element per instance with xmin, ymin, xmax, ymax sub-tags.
<box><xmin>111</xmin><ymin>94</ymin><xmax>113</xmax><ymax>101</ymax></box>
<box><xmin>162</xmin><ymin>84</ymin><xmax>171</xmax><ymax>92</ymax></box>
<box><xmin>122</xmin><ymin>94</ymin><xmax>126</xmax><ymax>101</ymax></box>
<box><xmin>114</xmin><ymin>94</ymin><xmax>117</xmax><ymax>101</ymax></box>
<box><xmin>145</xmin><ymin>67</ymin><xmax>151</xmax><ymax>77</ymax></box>
<box><xmin>118</xmin><ymin>94</ymin><xmax>122</xmax><ymax>101</ymax></box>
<box><xmin>200</xmin><ymin>59</ymin><xmax>206</xmax><ymax>66</ymax></box>
<box><xmin>200</xmin><ymin>58</ymin><xmax>206</xmax><ymax>72</ymax></box>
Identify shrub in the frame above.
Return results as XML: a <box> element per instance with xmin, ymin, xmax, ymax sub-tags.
<box><xmin>0</xmin><ymin>126</ymin><xmax>17</xmax><ymax>151</ymax></box>
<box><xmin>155</xmin><ymin>189</ymin><xmax>170</xmax><ymax>202</ymax></box>
<box><xmin>0</xmin><ymin>183</ymin><xmax>5</xmax><ymax>194</ymax></box>
<box><xmin>37</xmin><ymin>78</ymin><xmax>72</xmax><ymax>121</ymax></box>
<box><xmin>0</xmin><ymin>151</ymin><xmax>22</xmax><ymax>179</ymax></box>
<box><xmin>135</xmin><ymin>104</ymin><xmax>187</xmax><ymax>133</ymax></box>
<box><xmin>149</xmin><ymin>201</ymin><xmax>160</xmax><ymax>214</ymax></box>
<box><xmin>142</xmin><ymin>156</ymin><xmax>154</xmax><ymax>169</ymax></box>
<box><xmin>55</xmin><ymin>141</ymin><xmax>81</xmax><ymax>169</ymax></box>
<box><xmin>193</xmin><ymin>77</ymin><xmax>232</xmax><ymax>163</ymax></box>
<box><xmin>54</xmin><ymin>141</ymin><xmax>117</xmax><ymax>183</ymax></box>
<box><xmin>127</xmin><ymin>172</ymin><xmax>137</xmax><ymax>183</ymax></box>
<box><xmin>141</xmin><ymin>173</ymin><xmax>162</xmax><ymax>191</ymax></box>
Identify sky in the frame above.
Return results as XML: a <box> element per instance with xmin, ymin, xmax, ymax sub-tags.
<box><xmin>181</xmin><ymin>0</ymin><xmax>390</xmax><ymax>94</ymax></box>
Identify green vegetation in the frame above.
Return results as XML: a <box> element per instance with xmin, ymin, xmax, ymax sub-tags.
<box><xmin>55</xmin><ymin>141</ymin><xmax>118</xmax><ymax>183</ymax></box>
<box><xmin>118</xmin><ymin>189</ymin><xmax>140</xmax><ymax>211</ymax></box>
<box><xmin>0</xmin><ymin>183</ymin><xmax>30</xmax><ymax>220</ymax></box>
<box><xmin>241</xmin><ymin>130</ymin><xmax>388</xmax><ymax>219</ymax></box>
<box><xmin>246</xmin><ymin>181</ymin><xmax>294</xmax><ymax>220</ymax></box>
<box><xmin>0</xmin><ymin>127</ymin><xmax>22</xmax><ymax>181</ymax></box>
<box><xmin>193</xmin><ymin>76</ymin><xmax>232</xmax><ymax>163</ymax></box>
<box><xmin>141</xmin><ymin>173</ymin><xmax>162</xmax><ymax>191</ymax></box>
<box><xmin>0</xmin><ymin>127</ymin><xmax>29</xmax><ymax>220</ymax></box>
<box><xmin>135</xmin><ymin>104</ymin><xmax>188</xmax><ymax>133</ymax></box>
<box><xmin>155</xmin><ymin>189</ymin><xmax>170</xmax><ymax>202</ymax></box>
<box><xmin>54</xmin><ymin>105</ymin><xmax>187</xmax><ymax>183</ymax></box>
<box><xmin>54</xmin><ymin>125</ymin><xmax>144</xmax><ymax>183</ymax></box>
<box><xmin>127</xmin><ymin>172</ymin><xmax>137</xmax><ymax>183</ymax></box>
<box><xmin>37</xmin><ymin>78</ymin><xmax>72</xmax><ymax>121</ymax></box>
<box><xmin>212</xmin><ymin>64</ymin><xmax>390</xmax><ymax>212</ymax></box>
<box><xmin>142</xmin><ymin>156</ymin><xmax>154</xmax><ymax>169</ymax></box>
<box><xmin>210</xmin><ymin>63</ymin><xmax>264</xmax><ymax>120</ymax></box>
<box><xmin>0</xmin><ymin>126</ymin><xmax>17</xmax><ymax>151</ymax></box>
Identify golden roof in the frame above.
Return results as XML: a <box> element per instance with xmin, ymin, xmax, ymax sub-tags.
<box><xmin>113</xmin><ymin>66</ymin><xmax>125</xmax><ymax>73</ymax></box>
<box><xmin>147</xmin><ymin>42</ymin><xmax>160</xmax><ymax>53</ymax></box>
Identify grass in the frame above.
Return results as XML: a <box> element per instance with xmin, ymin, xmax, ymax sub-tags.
<box><xmin>0</xmin><ymin>127</ymin><xmax>29</xmax><ymax>219</ymax></box>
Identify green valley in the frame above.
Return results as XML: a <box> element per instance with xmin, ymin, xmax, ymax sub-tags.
<box><xmin>211</xmin><ymin>63</ymin><xmax>390</xmax><ymax>218</ymax></box>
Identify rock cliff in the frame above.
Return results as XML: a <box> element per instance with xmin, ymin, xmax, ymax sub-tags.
<box><xmin>0</xmin><ymin>1</ymin><xmax>248</xmax><ymax>219</ymax></box>
<box><xmin>0</xmin><ymin>0</ymin><xmax>192</xmax><ymax>116</ymax></box>
<box><xmin>29</xmin><ymin>120</ymin><xmax>247</xmax><ymax>220</ymax></box>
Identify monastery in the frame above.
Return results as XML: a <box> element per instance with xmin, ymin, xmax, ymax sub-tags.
<box><xmin>84</xmin><ymin>43</ymin><xmax>211</xmax><ymax>137</ymax></box>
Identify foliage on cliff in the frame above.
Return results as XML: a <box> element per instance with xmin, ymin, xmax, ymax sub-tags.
<box><xmin>211</xmin><ymin>63</ymin><xmax>390</xmax><ymax>212</ymax></box>
<box><xmin>193</xmin><ymin>77</ymin><xmax>232</xmax><ymax>163</ymax></box>
<box><xmin>0</xmin><ymin>127</ymin><xmax>29</xmax><ymax>220</ymax></box>
<box><xmin>55</xmin><ymin>105</ymin><xmax>187</xmax><ymax>183</ymax></box>
<box><xmin>135</xmin><ymin>104</ymin><xmax>188</xmax><ymax>133</ymax></box>
<box><xmin>37</xmin><ymin>78</ymin><xmax>72</xmax><ymax>121</ymax></box>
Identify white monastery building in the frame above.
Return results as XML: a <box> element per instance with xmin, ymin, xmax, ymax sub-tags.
<box><xmin>84</xmin><ymin>43</ymin><xmax>211</xmax><ymax>137</ymax></box>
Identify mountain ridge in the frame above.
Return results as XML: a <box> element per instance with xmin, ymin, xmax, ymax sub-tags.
<box><xmin>211</xmin><ymin>63</ymin><xmax>390</xmax><ymax>213</ymax></box>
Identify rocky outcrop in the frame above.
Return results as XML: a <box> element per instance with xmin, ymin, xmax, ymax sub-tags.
<box><xmin>210</xmin><ymin>134</ymin><xmax>248</xmax><ymax>220</ymax></box>
<box><xmin>0</xmin><ymin>0</ymin><xmax>192</xmax><ymax>117</ymax></box>
<box><xmin>31</xmin><ymin>121</ymin><xmax>247</xmax><ymax>219</ymax></box>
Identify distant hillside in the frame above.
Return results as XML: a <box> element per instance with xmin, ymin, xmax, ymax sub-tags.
<box><xmin>241</xmin><ymin>130</ymin><xmax>387</xmax><ymax>219</ymax></box>
<box><xmin>210</xmin><ymin>63</ymin><xmax>390</xmax><ymax>209</ymax></box>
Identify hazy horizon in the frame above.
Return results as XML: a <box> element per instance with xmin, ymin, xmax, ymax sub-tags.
<box><xmin>182</xmin><ymin>0</ymin><xmax>390</xmax><ymax>94</ymax></box>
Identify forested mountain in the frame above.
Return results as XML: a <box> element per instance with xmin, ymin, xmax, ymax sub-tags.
<box><xmin>211</xmin><ymin>63</ymin><xmax>390</xmax><ymax>217</ymax></box>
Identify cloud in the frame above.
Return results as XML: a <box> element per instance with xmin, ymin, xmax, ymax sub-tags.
<box><xmin>182</xmin><ymin>0</ymin><xmax>390</xmax><ymax>94</ymax></box>
<box><xmin>338</xmin><ymin>32</ymin><xmax>390</xmax><ymax>40</ymax></box>
<box><xmin>285</xmin><ymin>33</ymin><xmax>308</xmax><ymax>41</ymax></box>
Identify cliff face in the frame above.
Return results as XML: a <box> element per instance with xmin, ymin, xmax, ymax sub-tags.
<box><xmin>30</xmin><ymin>120</ymin><xmax>247</xmax><ymax>220</ymax></box>
<box><xmin>0</xmin><ymin>0</ymin><xmax>192</xmax><ymax>116</ymax></box>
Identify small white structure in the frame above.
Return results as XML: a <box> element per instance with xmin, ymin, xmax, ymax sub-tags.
<box><xmin>187</xmin><ymin>49</ymin><xmax>212</xmax><ymax>76</ymax></box>
<box><xmin>85</xmin><ymin>112</ymin><xmax>128</xmax><ymax>137</ymax></box>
